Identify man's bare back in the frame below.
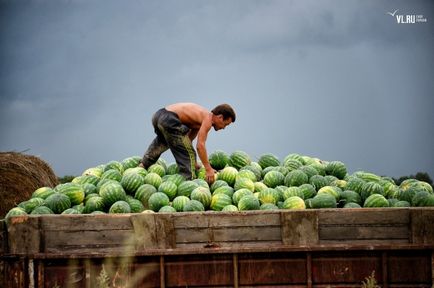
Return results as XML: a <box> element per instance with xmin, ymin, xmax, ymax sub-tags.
<box><xmin>166</xmin><ymin>103</ymin><xmax>210</xmax><ymax>130</ymax></box>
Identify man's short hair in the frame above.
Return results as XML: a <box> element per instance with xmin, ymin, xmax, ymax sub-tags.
<box><xmin>211</xmin><ymin>104</ymin><xmax>236</xmax><ymax>122</ymax></box>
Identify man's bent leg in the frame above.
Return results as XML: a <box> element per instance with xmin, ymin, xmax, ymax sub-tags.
<box><xmin>166</xmin><ymin>134</ymin><xmax>196</xmax><ymax>180</ymax></box>
<box><xmin>141</xmin><ymin>136</ymin><xmax>168</xmax><ymax>168</ymax></box>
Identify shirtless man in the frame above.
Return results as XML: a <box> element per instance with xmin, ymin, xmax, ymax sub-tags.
<box><xmin>140</xmin><ymin>103</ymin><xmax>236</xmax><ymax>184</ymax></box>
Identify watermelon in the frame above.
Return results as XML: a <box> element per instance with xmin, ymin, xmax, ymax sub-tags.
<box><xmin>283</xmin><ymin>153</ymin><xmax>304</xmax><ymax>164</ymax></box>
<box><xmin>285</xmin><ymin>170</ymin><xmax>309</xmax><ymax>187</ymax></box>
<box><xmin>159</xmin><ymin>205</ymin><xmax>176</xmax><ymax>213</ymax></box>
<box><xmin>96</xmin><ymin>179</ymin><xmax>118</xmax><ymax>193</ymax></box>
<box><xmin>258</xmin><ymin>188</ymin><xmax>279</xmax><ymax>205</ymax></box>
<box><xmin>82</xmin><ymin>183</ymin><xmax>97</xmax><ymax>196</ymax></box>
<box><xmin>283</xmin><ymin>159</ymin><xmax>303</xmax><ymax>172</ymax></box>
<box><xmin>18</xmin><ymin>197</ymin><xmax>44</xmax><ymax>213</ymax></box>
<box><xmin>135</xmin><ymin>184</ymin><xmax>157</xmax><ymax>208</ymax></box>
<box><xmin>125</xmin><ymin>197</ymin><xmax>145</xmax><ymax>213</ymax></box>
<box><xmin>158</xmin><ymin>181</ymin><xmax>178</xmax><ymax>200</ymax></box>
<box><xmin>148</xmin><ymin>164</ymin><xmax>166</xmax><ymax>177</ymax></box>
<box><xmin>254</xmin><ymin>182</ymin><xmax>268</xmax><ymax>193</ymax></box>
<box><xmin>193</xmin><ymin>178</ymin><xmax>209</xmax><ymax>188</ymax></box>
<box><xmin>99</xmin><ymin>182</ymin><xmax>127</xmax><ymax>207</ymax></box>
<box><xmin>236</xmin><ymin>169</ymin><xmax>257</xmax><ymax>182</ymax></box>
<box><xmin>258</xmin><ymin>153</ymin><xmax>280</xmax><ymax>169</ymax></box>
<box><xmin>148</xmin><ymin>192</ymin><xmax>170</xmax><ymax>212</ymax></box>
<box><xmin>343</xmin><ymin>202</ymin><xmax>362</xmax><ymax>208</ymax></box>
<box><xmin>109</xmin><ymin>201</ymin><xmax>131</xmax><ymax>213</ymax></box>
<box><xmin>234</xmin><ymin>177</ymin><xmax>255</xmax><ymax>192</ymax></box>
<box><xmin>212</xmin><ymin>186</ymin><xmax>234</xmax><ymax>198</ymax></box>
<box><xmin>305</xmin><ymin>194</ymin><xmax>337</xmax><ymax>209</ymax></box>
<box><xmin>83</xmin><ymin>196</ymin><xmax>105</xmax><ymax>214</ymax></box>
<box><xmin>62</xmin><ymin>208</ymin><xmax>80</xmax><ymax>214</ymax></box>
<box><xmin>120</xmin><ymin>173</ymin><xmax>145</xmax><ymax>195</ymax></box>
<box><xmin>210</xmin><ymin>180</ymin><xmax>229</xmax><ymax>192</ymax></box>
<box><xmin>240</xmin><ymin>165</ymin><xmax>262</xmax><ymax>181</ymax></box>
<box><xmin>382</xmin><ymin>181</ymin><xmax>400</xmax><ymax>199</ymax></box>
<box><xmin>229</xmin><ymin>150</ymin><xmax>251</xmax><ymax>169</ymax></box>
<box><xmin>183</xmin><ymin>200</ymin><xmax>205</xmax><ymax>212</ymax></box>
<box><xmin>90</xmin><ymin>211</ymin><xmax>106</xmax><ymax>215</ymax></box>
<box><xmin>172</xmin><ymin>196</ymin><xmax>190</xmax><ymax>212</ymax></box>
<box><xmin>177</xmin><ymin>180</ymin><xmax>199</xmax><ymax>197</ymax></box>
<box><xmin>361</xmin><ymin>182</ymin><xmax>384</xmax><ymax>201</ymax></box>
<box><xmin>325</xmin><ymin>161</ymin><xmax>347</xmax><ymax>179</ymax></box>
<box><xmin>44</xmin><ymin>193</ymin><xmax>71</xmax><ymax>214</ymax></box>
<box><xmin>397</xmin><ymin>187</ymin><xmax>418</xmax><ymax>203</ymax></box>
<box><xmin>121</xmin><ymin>156</ymin><xmax>141</xmax><ymax>170</ymax></box>
<box><xmin>164</xmin><ymin>174</ymin><xmax>185</xmax><ymax>186</ymax></box>
<box><xmin>190</xmin><ymin>187</ymin><xmax>212</xmax><ymax>209</ymax></box>
<box><xmin>218</xmin><ymin>166</ymin><xmax>238</xmax><ymax>186</ymax></box>
<box><xmin>56</xmin><ymin>183</ymin><xmax>85</xmax><ymax>205</ymax></box>
<box><xmin>5</xmin><ymin>207</ymin><xmax>27</xmax><ymax>219</ymax></box>
<box><xmin>82</xmin><ymin>166</ymin><xmax>104</xmax><ymax>178</ymax></box>
<box><xmin>210</xmin><ymin>194</ymin><xmax>233</xmax><ymax>211</ymax></box>
<box><xmin>124</xmin><ymin>167</ymin><xmax>148</xmax><ymax>178</ymax></box>
<box><xmin>232</xmin><ymin>189</ymin><xmax>254</xmax><ymax>205</ymax></box>
<box><xmin>72</xmin><ymin>175</ymin><xmax>100</xmax><ymax>186</ymax></box>
<box><xmin>283</xmin><ymin>187</ymin><xmax>304</xmax><ymax>200</ymax></box>
<box><xmin>339</xmin><ymin>190</ymin><xmax>362</xmax><ymax>205</ymax></box>
<box><xmin>282</xmin><ymin>196</ymin><xmax>306</xmax><ymax>209</ymax></box>
<box><xmin>345</xmin><ymin>176</ymin><xmax>366</xmax><ymax>194</ymax></box>
<box><xmin>299</xmin><ymin>165</ymin><xmax>319</xmax><ymax>179</ymax></box>
<box><xmin>222</xmin><ymin>205</ymin><xmax>239</xmax><ymax>212</ymax></box>
<box><xmin>354</xmin><ymin>171</ymin><xmax>382</xmax><ymax>183</ymax></box>
<box><xmin>144</xmin><ymin>172</ymin><xmax>163</xmax><ymax>189</ymax></box>
<box><xmin>260</xmin><ymin>203</ymin><xmax>279</xmax><ymax>210</ymax></box>
<box><xmin>166</xmin><ymin>163</ymin><xmax>180</xmax><ymax>175</ymax></box>
<box><xmin>317</xmin><ymin>186</ymin><xmax>341</xmax><ymax>201</ymax></box>
<box><xmin>238</xmin><ymin>195</ymin><xmax>260</xmax><ymax>211</ymax></box>
<box><xmin>31</xmin><ymin>187</ymin><xmax>55</xmax><ymax>199</ymax></box>
<box><xmin>263</xmin><ymin>170</ymin><xmax>285</xmax><ymax>188</ymax></box>
<box><xmin>298</xmin><ymin>184</ymin><xmax>317</xmax><ymax>199</ymax></box>
<box><xmin>411</xmin><ymin>191</ymin><xmax>431</xmax><ymax>207</ymax></box>
<box><xmin>363</xmin><ymin>194</ymin><xmax>389</xmax><ymax>208</ymax></box>
<box><xmin>392</xmin><ymin>200</ymin><xmax>411</xmax><ymax>207</ymax></box>
<box><xmin>104</xmin><ymin>160</ymin><xmax>124</xmax><ymax>174</ymax></box>
<box><xmin>30</xmin><ymin>206</ymin><xmax>54</xmax><ymax>215</ymax></box>
<box><xmin>100</xmin><ymin>169</ymin><xmax>122</xmax><ymax>182</ymax></box>
<box><xmin>209</xmin><ymin>150</ymin><xmax>230</xmax><ymax>170</ymax></box>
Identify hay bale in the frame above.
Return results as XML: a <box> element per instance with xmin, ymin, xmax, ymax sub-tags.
<box><xmin>0</xmin><ymin>151</ymin><xmax>59</xmax><ymax>218</ymax></box>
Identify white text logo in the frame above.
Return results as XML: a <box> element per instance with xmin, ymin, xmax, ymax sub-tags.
<box><xmin>387</xmin><ymin>9</ymin><xmax>427</xmax><ymax>24</ymax></box>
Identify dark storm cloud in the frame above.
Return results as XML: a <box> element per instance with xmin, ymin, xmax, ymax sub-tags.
<box><xmin>0</xmin><ymin>0</ymin><xmax>433</xmax><ymax>178</ymax></box>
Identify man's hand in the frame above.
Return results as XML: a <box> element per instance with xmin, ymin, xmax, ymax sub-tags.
<box><xmin>205</xmin><ymin>167</ymin><xmax>216</xmax><ymax>184</ymax></box>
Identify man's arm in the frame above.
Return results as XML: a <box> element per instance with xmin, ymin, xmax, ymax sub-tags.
<box><xmin>196</xmin><ymin>117</ymin><xmax>214</xmax><ymax>183</ymax></box>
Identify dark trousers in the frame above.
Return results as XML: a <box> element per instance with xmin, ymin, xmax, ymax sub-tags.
<box><xmin>141</xmin><ymin>108</ymin><xmax>197</xmax><ymax>180</ymax></box>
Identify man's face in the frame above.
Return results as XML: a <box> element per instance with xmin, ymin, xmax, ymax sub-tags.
<box><xmin>213</xmin><ymin>115</ymin><xmax>232</xmax><ymax>131</ymax></box>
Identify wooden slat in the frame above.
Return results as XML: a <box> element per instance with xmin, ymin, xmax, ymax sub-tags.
<box><xmin>319</xmin><ymin>225</ymin><xmax>409</xmax><ymax>241</ymax></box>
<box><xmin>319</xmin><ymin>209</ymin><xmax>410</xmax><ymax>225</ymax></box>
<box><xmin>281</xmin><ymin>210</ymin><xmax>319</xmax><ymax>245</ymax></box>
<box><xmin>173</xmin><ymin>211</ymin><xmax>281</xmax><ymax>228</ymax></box>
<box><xmin>176</xmin><ymin>241</ymin><xmax>283</xmax><ymax>249</ymax></box>
<box><xmin>411</xmin><ymin>208</ymin><xmax>434</xmax><ymax>244</ymax></box>
<box><xmin>7</xmin><ymin>216</ymin><xmax>41</xmax><ymax>254</ymax></box>
<box><xmin>176</xmin><ymin>226</ymin><xmax>281</xmax><ymax>244</ymax></box>
<box><xmin>40</xmin><ymin>214</ymin><xmax>133</xmax><ymax>231</ymax></box>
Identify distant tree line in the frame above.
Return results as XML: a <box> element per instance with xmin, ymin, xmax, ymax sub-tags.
<box><xmin>392</xmin><ymin>172</ymin><xmax>433</xmax><ymax>186</ymax></box>
<box><xmin>58</xmin><ymin>175</ymin><xmax>75</xmax><ymax>184</ymax></box>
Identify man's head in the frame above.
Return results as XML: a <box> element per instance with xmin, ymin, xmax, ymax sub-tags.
<box><xmin>211</xmin><ymin>104</ymin><xmax>236</xmax><ymax>131</ymax></box>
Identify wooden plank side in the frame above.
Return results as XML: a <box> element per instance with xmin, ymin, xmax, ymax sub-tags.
<box><xmin>281</xmin><ymin>210</ymin><xmax>319</xmax><ymax>245</ymax></box>
<box><xmin>411</xmin><ymin>208</ymin><xmax>434</xmax><ymax>244</ymax></box>
<box><xmin>319</xmin><ymin>225</ymin><xmax>409</xmax><ymax>241</ymax></box>
<box><xmin>43</xmin><ymin>229</ymin><xmax>136</xmax><ymax>254</ymax></box>
<box><xmin>176</xmin><ymin>241</ymin><xmax>283</xmax><ymax>249</ymax></box>
<box><xmin>173</xmin><ymin>211</ymin><xmax>281</xmax><ymax>228</ymax></box>
<box><xmin>7</xmin><ymin>216</ymin><xmax>41</xmax><ymax>254</ymax></box>
<box><xmin>0</xmin><ymin>220</ymin><xmax>5</xmax><ymax>254</ymax></box>
<box><xmin>176</xmin><ymin>226</ymin><xmax>281</xmax><ymax>244</ymax></box>
<box><xmin>130</xmin><ymin>213</ymin><xmax>158</xmax><ymax>250</ymax></box>
<box><xmin>318</xmin><ymin>208</ymin><xmax>410</xmax><ymax>225</ymax></box>
<box><xmin>40</xmin><ymin>214</ymin><xmax>133</xmax><ymax>231</ymax></box>
<box><xmin>155</xmin><ymin>214</ymin><xmax>176</xmax><ymax>249</ymax></box>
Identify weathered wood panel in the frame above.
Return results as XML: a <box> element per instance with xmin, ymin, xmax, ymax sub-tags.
<box><xmin>281</xmin><ymin>210</ymin><xmax>319</xmax><ymax>245</ymax></box>
<box><xmin>411</xmin><ymin>208</ymin><xmax>434</xmax><ymax>244</ymax></box>
<box><xmin>7</xmin><ymin>216</ymin><xmax>40</xmax><ymax>254</ymax></box>
<box><xmin>319</xmin><ymin>225</ymin><xmax>409</xmax><ymax>241</ymax></box>
<box><xmin>318</xmin><ymin>208</ymin><xmax>410</xmax><ymax>225</ymax></box>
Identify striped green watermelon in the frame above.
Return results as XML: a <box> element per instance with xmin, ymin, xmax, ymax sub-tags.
<box><xmin>44</xmin><ymin>193</ymin><xmax>71</xmax><ymax>214</ymax></box>
<box><xmin>254</xmin><ymin>182</ymin><xmax>268</xmax><ymax>193</ymax></box>
<box><xmin>72</xmin><ymin>175</ymin><xmax>100</xmax><ymax>186</ymax></box>
<box><xmin>343</xmin><ymin>202</ymin><xmax>362</xmax><ymax>208</ymax></box>
<box><xmin>159</xmin><ymin>206</ymin><xmax>176</xmax><ymax>213</ymax></box>
<box><xmin>121</xmin><ymin>156</ymin><xmax>141</xmax><ymax>170</ymax></box>
<box><xmin>283</xmin><ymin>159</ymin><xmax>303</xmax><ymax>172</ymax></box>
<box><xmin>100</xmin><ymin>169</ymin><xmax>122</xmax><ymax>182</ymax></box>
<box><xmin>260</xmin><ymin>203</ymin><xmax>279</xmax><ymax>210</ymax></box>
<box><xmin>18</xmin><ymin>198</ymin><xmax>44</xmax><ymax>213</ymax></box>
<box><xmin>305</xmin><ymin>194</ymin><xmax>337</xmax><ymax>209</ymax></box>
<box><xmin>210</xmin><ymin>180</ymin><xmax>229</xmax><ymax>192</ymax></box>
<box><xmin>148</xmin><ymin>192</ymin><xmax>170</xmax><ymax>212</ymax></box>
<box><xmin>317</xmin><ymin>186</ymin><xmax>341</xmax><ymax>201</ymax></box>
<box><xmin>212</xmin><ymin>186</ymin><xmax>234</xmax><ymax>198</ymax></box>
<box><xmin>240</xmin><ymin>165</ymin><xmax>262</xmax><ymax>181</ymax></box>
<box><xmin>354</xmin><ymin>171</ymin><xmax>382</xmax><ymax>183</ymax></box>
<box><xmin>237</xmin><ymin>195</ymin><xmax>260</xmax><ymax>211</ymax></box>
<box><xmin>325</xmin><ymin>161</ymin><xmax>347</xmax><ymax>180</ymax></box>
<box><xmin>148</xmin><ymin>164</ymin><xmax>166</xmax><ymax>177</ymax></box>
<box><xmin>61</xmin><ymin>208</ymin><xmax>80</xmax><ymax>214</ymax></box>
<box><xmin>177</xmin><ymin>180</ymin><xmax>199</xmax><ymax>197</ymax></box>
<box><xmin>5</xmin><ymin>207</ymin><xmax>27</xmax><ymax>220</ymax></box>
<box><xmin>283</xmin><ymin>187</ymin><xmax>304</xmax><ymax>200</ymax></box>
<box><xmin>164</xmin><ymin>174</ymin><xmax>185</xmax><ymax>186</ymax></box>
<box><xmin>209</xmin><ymin>150</ymin><xmax>230</xmax><ymax>170</ymax></box>
<box><xmin>99</xmin><ymin>182</ymin><xmax>127</xmax><ymax>207</ymax></box>
<box><xmin>124</xmin><ymin>167</ymin><xmax>148</xmax><ymax>178</ymax></box>
<box><xmin>166</xmin><ymin>163</ymin><xmax>180</xmax><ymax>175</ymax></box>
<box><xmin>218</xmin><ymin>166</ymin><xmax>238</xmax><ymax>186</ymax></box>
<box><xmin>144</xmin><ymin>172</ymin><xmax>163</xmax><ymax>189</ymax></box>
<box><xmin>299</xmin><ymin>165</ymin><xmax>319</xmax><ymax>179</ymax></box>
<box><xmin>190</xmin><ymin>187</ymin><xmax>212</xmax><ymax>209</ymax></box>
<box><xmin>285</xmin><ymin>170</ymin><xmax>309</xmax><ymax>187</ymax></box>
<box><xmin>309</xmin><ymin>175</ymin><xmax>328</xmax><ymax>191</ymax></box>
<box><xmin>263</xmin><ymin>170</ymin><xmax>285</xmax><ymax>188</ymax></box>
<box><xmin>234</xmin><ymin>177</ymin><xmax>255</xmax><ymax>192</ymax></box>
<box><xmin>30</xmin><ymin>206</ymin><xmax>54</xmax><ymax>215</ymax></box>
<box><xmin>363</xmin><ymin>194</ymin><xmax>389</xmax><ymax>208</ymax></box>
<box><xmin>172</xmin><ymin>196</ymin><xmax>190</xmax><ymax>212</ymax></box>
<box><xmin>183</xmin><ymin>200</ymin><xmax>205</xmax><ymax>212</ymax></box>
<box><xmin>229</xmin><ymin>151</ymin><xmax>251</xmax><ymax>169</ymax></box>
<box><xmin>345</xmin><ymin>176</ymin><xmax>366</xmax><ymax>194</ymax></box>
<box><xmin>392</xmin><ymin>200</ymin><xmax>411</xmax><ymax>207</ymax></box>
<box><xmin>126</xmin><ymin>197</ymin><xmax>145</xmax><ymax>213</ymax></box>
<box><xmin>56</xmin><ymin>183</ymin><xmax>85</xmax><ymax>205</ymax></box>
<box><xmin>339</xmin><ymin>190</ymin><xmax>362</xmax><ymax>205</ymax></box>
<box><xmin>83</xmin><ymin>196</ymin><xmax>105</xmax><ymax>213</ymax></box>
<box><xmin>82</xmin><ymin>183</ymin><xmax>97</xmax><ymax>196</ymax></box>
<box><xmin>282</xmin><ymin>196</ymin><xmax>306</xmax><ymax>209</ymax></box>
<box><xmin>109</xmin><ymin>201</ymin><xmax>131</xmax><ymax>213</ymax></box>
<box><xmin>232</xmin><ymin>189</ymin><xmax>254</xmax><ymax>205</ymax></box>
<box><xmin>104</xmin><ymin>160</ymin><xmax>124</xmax><ymax>174</ymax></box>
<box><xmin>134</xmin><ymin>184</ymin><xmax>157</xmax><ymax>208</ymax></box>
<box><xmin>121</xmin><ymin>173</ymin><xmax>145</xmax><ymax>195</ymax></box>
<box><xmin>158</xmin><ymin>181</ymin><xmax>178</xmax><ymax>200</ymax></box>
<box><xmin>411</xmin><ymin>191</ymin><xmax>431</xmax><ymax>207</ymax></box>
<box><xmin>361</xmin><ymin>182</ymin><xmax>384</xmax><ymax>201</ymax></box>
<box><xmin>258</xmin><ymin>188</ymin><xmax>279</xmax><ymax>205</ymax></box>
<box><xmin>298</xmin><ymin>184</ymin><xmax>316</xmax><ymax>199</ymax></box>
<box><xmin>222</xmin><ymin>205</ymin><xmax>239</xmax><ymax>212</ymax></box>
<box><xmin>82</xmin><ymin>166</ymin><xmax>104</xmax><ymax>178</ymax></box>
<box><xmin>210</xmin><ymin>194</ymin><xmax>233</xmax><ymax>211</ymax></box>
<box><xmin>236</xmin><ymin>169</ymin><xmax>257</xmax><ymax>182</ymax></box>
<box><xmin>31</xmin><ymin>187</ymin><xmax>56</xmax><ymax>199</ymax></box>
<box><xmin>258</xmin><ymin>153</ymin><xmax>280</xmax><ymax>169</ymax></box>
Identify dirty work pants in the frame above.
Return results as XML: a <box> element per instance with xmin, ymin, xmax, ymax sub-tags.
<box><xmin>141</xmin><ymin>108</ymin><xmax>197</xmax><ymax>180</ymax></box>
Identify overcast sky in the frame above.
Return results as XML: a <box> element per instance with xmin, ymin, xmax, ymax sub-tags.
<box><xmin>1</xmin><ymin>0</ymin><xmax>433</xmax><ymax>179</ymax></box>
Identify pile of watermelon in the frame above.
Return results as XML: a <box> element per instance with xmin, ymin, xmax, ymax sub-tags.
<box><xmin>5</xmin><ymin>151</ymin><xmax>434</xmax><ymax>219</ymax></box>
